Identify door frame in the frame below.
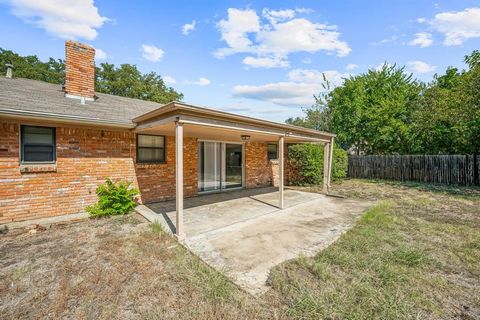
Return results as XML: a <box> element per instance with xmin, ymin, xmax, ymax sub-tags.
<box><xmin>197</xmin><ymin>139</ymin><xmax>245</xmax><ymax>194</ymax></box>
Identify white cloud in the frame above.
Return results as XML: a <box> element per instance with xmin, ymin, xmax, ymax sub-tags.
<box><xmin>302</xmin><ymin>57</ymin><xmax>312</xmax><ymax>64</ymax></box>
<box><xmin>243</xmin><ymin>55</ymin><xmax>289</xmax><ymax>68</ymax></box>
<box><xmin>7</xmin><ymin>0</ymin><xmax>108</xmax><ymax>40</ymax></box>
<box><xmin>429</xmin><ymin>7</ymin><xmax>480</xmax><ymax>46</ymax></box>
<box><xmin>233</xmin><ymin>82</ymin><xmax>322</xmax><ymax>106</ymax></box>
<box><xmin>215</xmin><ymin>7</ymin><xmax>350</xmax><ymax>68</ymax></box>
<box><xmin>95</xmin><ymin>48</ymin><xmax>107</xmax><ymax>60</ymax></box>
<box><xmin>262</xmin><ymin>8</ymin><xmax>296</xmax><ymax>24</ymax></box>
<box><xmin>345</xmin><ymin>63</ymin><xmax>358</xmax><ymax>71</ymax></box>
<box><xmin>256</xmin><ymin>18</ymin><xmax>351</xmax><ymax>56</ymax></box>
<box><xmin>407</xmin><ymin>60</ymin><xmax>436</xmax><ymax>73</ymax></box>
<box><xmin>288</xmin><ymin>69</ymin><xmax>348</xmax><ymax>86</ymax></box>
<box><xmin>141</xmin><ymin>44</ymin><xmax>164</xmax><ymax>62</ymax></box>
<box><xmin>193</xmin><ymin>77</ymin><xmax>211</xmax><ymax>86</ymax></box>
<box><xmin>233</xmin><ymin>69</ymin><xmax>348</xmax><ymax>106</ymax></box>
<box><xmin>295</xmin><ymin>7</ymin><xmax>314</xmax><ymax>14</ymax></box>
<box><xmin>408</xmin><ymin>32</ymin><xmax>433</xmax><ymax>47</ymax></box>
<box><xmin>163</xmin><ymin>76</ymin><xmax>176</xmax><ymax>85</ymax></box>
<box><xmin>372</xmin><ymin>35</ymin><xmax>398</xmax><ymax>46</ymax></box>
<box><xmin>182</xmin><ymin>20</ymin><xmax>196</xmax><ymax>35</ymax></box>
<box><xmin>215</xmin><ymin>8</ymin><xmax>260</xmax><ymax>58</ymax></box>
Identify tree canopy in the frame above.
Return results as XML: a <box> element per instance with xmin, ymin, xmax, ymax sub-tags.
<box><xmin>287</xmin><ymin>51</ymin><xmax>480</xmax><ymax>155</ymax></box>
<box><xmin>0</xmin><ymin>48</ymin><xmax>183</xmax><ymax>104</ymax></box>
<box><xmin>0</xmin><ymin>48</ymin><xmax>65</xmax><ymax>84</ymax></box>
<box><xmin>95</xmin><ymin>63</ymin><xmax>182</xmax><ymax>103</ymax></box>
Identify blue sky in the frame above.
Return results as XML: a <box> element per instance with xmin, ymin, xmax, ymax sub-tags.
<box><xmin>1</xmin><ymin>0</ymin><xmax>479</xmax><ymax>122</ymax></box>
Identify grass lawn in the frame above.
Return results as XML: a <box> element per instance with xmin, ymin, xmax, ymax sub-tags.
<box><xmin>1</xmin><ymin>179</ymin><xmax>479</xmax><ymax>319</ymax></box>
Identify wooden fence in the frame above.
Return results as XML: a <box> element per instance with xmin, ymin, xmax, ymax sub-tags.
<box><xmin>348</xmin><ymin>155</ymin><xmax>480</xmax><ymax>186</ymax></box>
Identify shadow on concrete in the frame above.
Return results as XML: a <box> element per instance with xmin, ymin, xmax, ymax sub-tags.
<box><xmin>146</xmin><ymin>187</ymin><xmax>277</xmax><ymax>213</ymax></box>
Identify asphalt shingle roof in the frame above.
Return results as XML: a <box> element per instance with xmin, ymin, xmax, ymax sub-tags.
<box><xmin>0</xmin><ymin>77</ymin><xmax>163</xmax><ymax>124</ymax></box>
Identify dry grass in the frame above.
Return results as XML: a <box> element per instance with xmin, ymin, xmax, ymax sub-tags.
<box><xmin>1</xmin><ymin>179</ymin><xmax>479</xmax><ymax>319</ymax></box>
<box><xmin>0</xmin><ymin>215</ymin><xmax>275</xmax><ymax>319</ymax></box>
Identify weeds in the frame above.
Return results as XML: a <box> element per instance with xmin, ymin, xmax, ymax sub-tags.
<box><xmin>173</xmin><ymin>250</ymin><xmax>233</xmax><ymax>301</ymax></box>
<box><xmin>150</xmin><ymin>220</ymin><xmax>163</xmax><ymax>235</ymax></box>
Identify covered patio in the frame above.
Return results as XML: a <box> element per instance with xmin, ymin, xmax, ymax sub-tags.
<box><xmin>143</xmin><ymin>187</ymin><xmax>319</xmax><ymax>237</ymax></box>
<box><xmin>133</xmin><ymin>101</ymin><xmax>336</xmax><ymax>241</ymax></box>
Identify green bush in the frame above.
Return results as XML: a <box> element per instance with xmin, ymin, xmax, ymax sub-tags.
<box><xmin>86</xmin><ymin>178</ymin><xmax>140</xmax><ymax>217</ymax></box>
<box><xmin>287</xmin><ymin>143</ymin><xmax>348</xmax><ymax>186</ymax></box>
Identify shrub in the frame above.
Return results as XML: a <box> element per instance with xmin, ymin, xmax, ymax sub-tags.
<box><xmin>86</xmin><ymin>178</ymin><xmax>139</xmax><ymax>217</ymax></box>
<box><xmin>287</xmin><ymin>143</ymin><xmax>348</xmax><ymax>186</ymax></box>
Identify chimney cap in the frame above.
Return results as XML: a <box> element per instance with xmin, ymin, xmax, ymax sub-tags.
<box><xmin>5</xmin><ymin>63</ymin><xmax>14</xmax><ymax>78</ymax></box>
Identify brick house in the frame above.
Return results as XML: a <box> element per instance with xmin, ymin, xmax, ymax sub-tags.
<box><xmin>0</xmin><ymin>41</ymin><xmax>335</xmax><ymax>238</ymax></box>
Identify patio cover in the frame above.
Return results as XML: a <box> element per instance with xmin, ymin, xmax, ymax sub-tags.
<box><xmin>133</xmin><ymin>101</ymin><xmax>336</xmax><ymax>240</ymax></box>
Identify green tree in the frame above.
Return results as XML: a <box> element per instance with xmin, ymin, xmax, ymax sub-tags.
<box><xmin>289</xmin><ymin>51</ymin><xmax>480</xmax><ymax>155</ymax></box>
<box><xmin>286</xmin><ymin>75</ymin><xmax>333</xmax><ymax>132</ymax></box>
<box><xmin>412</xmin><ymin>51</ymin><xmax>480</xmax><ymax>154</ymax></box>
<box><xmin>0</xmin><ymin>48</ymin><xmax>182</xmax><ymax>104</ymax></box>
<box><xmin>0</xmin><ymin>48</ymin><xmax>65</xmax><ymax>84</ymax></box>
<box><xmin>463</xmin><ymin>51</ymin><xmax>480</xmax><ymax>154</ymax></box>
<box><xmin>328</xmin><ymin>64</ymin><xmax>423</xmax><ymax>154</ymax></box>
<box><xmin>285</xmin><ymin>101</ymin><xmax>331</xmax><ymax>132</ymax></box>
<box><xmin>95</xmin><ymin>63</ymin><xmax>183</xmax><ymax>103</ymax></box>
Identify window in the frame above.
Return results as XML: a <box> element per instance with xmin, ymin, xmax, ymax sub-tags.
<box><xmin>21</xmin><ymin>125</ymin><xmax>56</xmax><ymax>163</ymax></box>
<box><xmin>137</xmin><ymin>134</ymin><xmax>165</xmax><ymax>163</ymax></box>
<box><xmin>268</xmin><ymin>143</ymin><xmax>278</xmax><ymax>160</ymax></box>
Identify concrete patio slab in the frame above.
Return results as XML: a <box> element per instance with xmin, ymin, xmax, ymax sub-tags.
<box><xmin>137</xmin><ymin>188</ymin><xmax>373</xmax><ymax>294</ymax></box>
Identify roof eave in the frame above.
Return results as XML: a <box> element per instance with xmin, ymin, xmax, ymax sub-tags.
<box><xmin>133</xmin><ymin>101</ymin><xmax>336</xmax><ymax>139</ymax></box>
<box><xmin>0</xmin><ymin>108</ymin><xmax>135</xmax><ymax>129</ymax></box>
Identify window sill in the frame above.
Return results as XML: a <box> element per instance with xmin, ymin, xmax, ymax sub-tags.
<box><xmin>269</xmin><ymin>159</ymin><xmax>279</xmax><ymax>164</ymax></box>
<box><xmin>136</xmin><ymin>161</ymin><xmax>167</xmax><ymax>165</ymax></box>
<box><xmin>20</xmin><ymin>163</ymin><xmax>57</xmax><ymax>173</ymax></box>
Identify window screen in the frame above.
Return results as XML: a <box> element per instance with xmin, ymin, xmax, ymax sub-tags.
<box><xmin>268</xmin><ymin>143</ymin><xmax>278</xmax><ymax>160</ymax></box>
<box><xmin>137</xmin><ymin>134</ymin><xmax>165</xmax><ymax>163</ymax></box>
<box><xmin>21</xmin><ymin>125</ymin><xmax>56</xmax><ymax>162</ymax></box>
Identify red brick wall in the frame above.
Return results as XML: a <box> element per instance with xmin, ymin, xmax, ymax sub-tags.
<box><xmin>135</xmin><ymin>136</ymin><xmax>198</xmax><ymax>203</ymax></box>
<box><xmin>0</xmin><ymin>119</ymin><xmax>278</xmax><ymax>223</ymax></box>
<box><xmin>245</xmin><ymin>142</ymin><xmax>274</xmax><ymax>188</ymax></box>
<box><xmin>0</xmin><ymin>121</ymin><xmax>137</xmax><ymax>223</ymax></box>
<box><xmin>0</xmin><ymin>120</ymin><xmax>198</xmax><ymax>224</ymax></box>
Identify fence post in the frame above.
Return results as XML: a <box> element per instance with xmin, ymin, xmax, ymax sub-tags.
<box><xmin>474</xmin><ymin>154</ymin><xmax>479</xmax><ymax>186</ymax></box>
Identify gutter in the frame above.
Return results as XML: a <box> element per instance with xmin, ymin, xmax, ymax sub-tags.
<box><xmin>0</xmin><ymin>107</ymin><xmax>135</xmax><ymax>129</ymax></box>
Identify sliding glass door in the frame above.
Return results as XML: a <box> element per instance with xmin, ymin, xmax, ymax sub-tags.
<box><xmin>198</xmin><ymin>142</ymin><xmax>243</xmax><ymax>192</ymax></box>
<box><xmin>225</xmin><ymin>143</ymin><xmax>243</xmax><ymax>189</ymax></box>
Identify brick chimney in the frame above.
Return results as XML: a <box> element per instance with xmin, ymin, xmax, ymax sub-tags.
<box><xmin>64</xmin><ymin>40</ymin><xmax>95</xmax><ymax>101</ymax></box>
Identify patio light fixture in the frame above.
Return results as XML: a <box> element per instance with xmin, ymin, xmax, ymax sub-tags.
<box><xmin>241</xmin><ymin>135</ymin><xmax>251</xmax><ymax>141</ymax></box>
